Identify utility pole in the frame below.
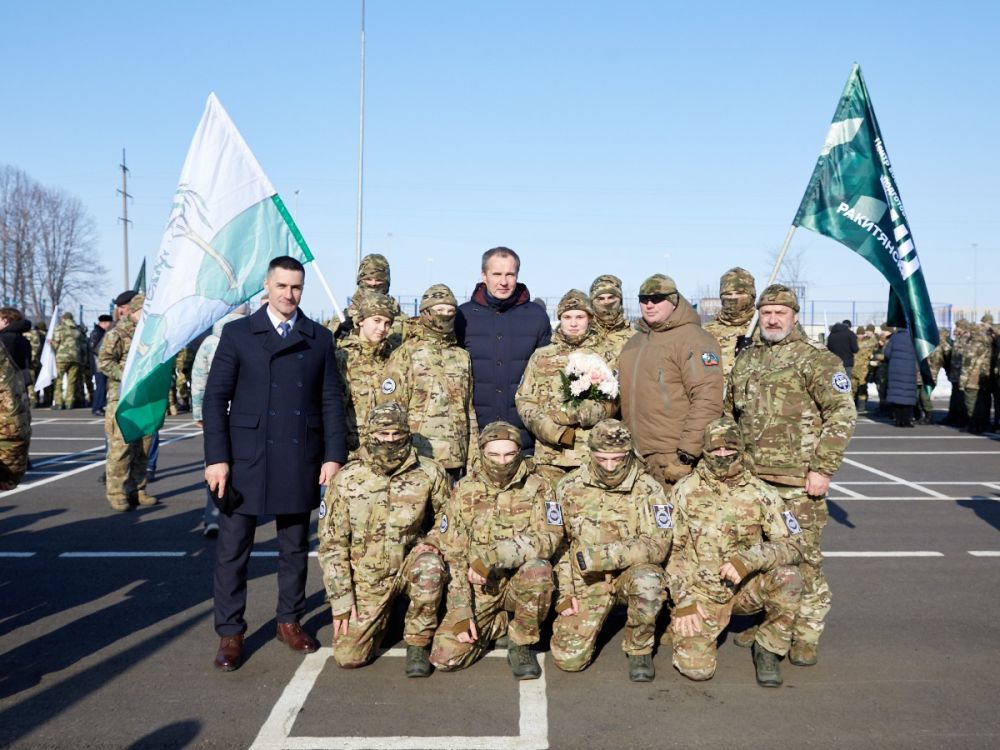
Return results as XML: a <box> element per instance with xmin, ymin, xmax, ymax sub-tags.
<box><xmin>354</xmin><ymin>0</ymin><xmax>366</xmax><ymax>270</ymax></box>
<box><xmin>118</xmin><ymin>148</ymin><xmax>133</xmax><ymax>290</ymax></box>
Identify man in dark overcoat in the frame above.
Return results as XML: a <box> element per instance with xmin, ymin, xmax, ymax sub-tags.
<box><xmin>204</xmin><ymin>256</ymin><xmax>347</xmax><ymax>671</ymax></box>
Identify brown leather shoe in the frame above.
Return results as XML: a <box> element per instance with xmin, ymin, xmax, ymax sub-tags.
<box><xmin>214</xmin><ymin>635</ymin><xmax>244</xmax><ymax>671</ymax></box>
<box><xmin>276</xmin><ymin>622</ymin><xmax>319</xmax><ymax>653</ymax></box>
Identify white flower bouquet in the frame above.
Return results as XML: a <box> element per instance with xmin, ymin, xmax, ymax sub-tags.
<box><xmin>559</xmin><ymin>351</ymin><xmax>619</xmax><ymax>405</ymax></box>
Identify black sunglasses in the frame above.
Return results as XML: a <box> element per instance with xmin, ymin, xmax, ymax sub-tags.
<box><xmin>638</xmin><ymin>294</ymin><xmax>670</xmax><ymax>304</ymax></box>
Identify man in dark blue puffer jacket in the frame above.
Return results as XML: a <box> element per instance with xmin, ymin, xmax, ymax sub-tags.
<box><xmin>456</xmin><ymin>247</ymin><xmax>552</xmax><ymax>454</ymax></box>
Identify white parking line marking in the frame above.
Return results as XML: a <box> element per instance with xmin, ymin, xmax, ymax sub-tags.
<box><xmin>0</xmin><ymin>552</ymin><xmax>35</xmax><ymax>558</ymax></box>
<box><xmin>28</xmin><ymin>437</ymin><xmax>105</xmax><ymax>441</ymax></box>
<box><xmin>250</xmin><ymin>647</ymin><xmax>548</xmax><ymax>750</ymax></box>
<box><xmin>968</xmin><ymin>551</ymin><xmax>1000</xmax><ymax>557</ymax></box>
<box><xmin>59</xmin><ymin>552</ymin><xmax>187</xmax><ymax>558</ymax></box>
<box><xmin>849</xmin><ymin>436</ymin><xmax>992</xmax><ymax>440</ymax></box>
<box><xmin>828</xmin><ymin>483</ymin><xmax>867</xmax><ymax>498</ymax></box>
<box><xmin>846</xmin><ymin>451</ymin><xmax>1000</xmax><ymax>455</ymax></box>
<box><xmin>841</xmin><ymin>459</ymin><xmax>950</xmax><ymax>499</ymax></box>
<box><xmin>834</xmin><ymin>481</ymin><xmax>1000</xmax><ymax>486</ymax></box>
<box><xmin>823</xmin><ymin>551</ymin><xmax>943</xmax><ymax>557</ymax></box>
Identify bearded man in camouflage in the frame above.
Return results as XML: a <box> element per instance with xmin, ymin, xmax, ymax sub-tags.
<box><xmin>429</xmin><ymin>421</ymin><xmax>562</xmax><ymax>680</ymax></box>
<box><xmin>725</xmin><ymin>284</ymin><xmax>856</xmax><ymax>666</ymax></box>
<box><xmin>551</xmin><ymin>419</ymin><xmax>671</xmax><ymax>682</ymax></box>
<box><xmin>317</xmin><ymin>402</ymin><xmax>451</xmax><ymax>677</ymax></box>
<box><xmin>668</xmin><ymin>417</ymin><xmax>804</xmax><ymax>687</ymax></box>
<box><xmin>703</xmin><ymin>267</ymin><xmax>757</xmax><ymax>381</ymax></box>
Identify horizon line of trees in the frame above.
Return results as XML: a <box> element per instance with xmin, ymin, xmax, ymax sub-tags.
<box><xmin>0</xmin><ymin>163</ymin><xmax>106</xmax><ymax>323</ymax></box>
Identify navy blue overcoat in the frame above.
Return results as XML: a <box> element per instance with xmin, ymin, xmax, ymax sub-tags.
<box><xmin>202</xmin><ymin>306</ymin><xmax>347</xmax><ymax>515</ymax></box>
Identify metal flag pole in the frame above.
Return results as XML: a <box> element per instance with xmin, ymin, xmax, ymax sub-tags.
<box><xmin>354</xmin><ymin>0</ymin><xmax>366</xmax><ymax>271</ymax></box>
<box><xmin>743</xmin><ymin>224</ymin><xmax>798</xmax><ymax>337</ymax></box>
<box><xmin>311</xmin><ymin>260</ymin><xmax>346</xmax><ymax>323</ymax></box>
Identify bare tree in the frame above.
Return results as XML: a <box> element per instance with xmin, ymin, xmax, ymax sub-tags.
<box><xmin>764</xmin><ymin>245</ymin><xmax>809</xmax><ymax>300</ymax></box>
<box><xmin>0</xmin><ymin>164</ymin><xmax>105</xmax><ymax>320</ymax></box>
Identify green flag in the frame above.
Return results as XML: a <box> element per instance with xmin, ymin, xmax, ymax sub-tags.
<box><xmin>794</xmin><ymin>64</ymin><xmax>939</xmax><ymax>359</ymax></box>
<box><xmin>133</xmin><ymin>258</ymin><xmax>146</xmax><ymax>293</ymax></box>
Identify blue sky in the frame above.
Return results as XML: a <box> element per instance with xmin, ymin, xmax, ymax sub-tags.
<box><xmin>3</xmin><ymin>1</ymin><xmax>997</xmax><ymax>322</ymax></box>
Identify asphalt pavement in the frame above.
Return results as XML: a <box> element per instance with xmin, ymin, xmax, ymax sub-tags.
<box><xmin>1</xmin><ymin>406</ymin><xmax>998</xmax><ymax>749</ymax></box>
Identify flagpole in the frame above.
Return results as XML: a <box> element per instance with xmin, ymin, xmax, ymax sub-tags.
<box><xmin>311</xmin><ymin>261</ymin><xmax>346</xmax><ymax>323</ymax></box>
<box><xmin>744</xmin><ymin>224</ymin><xmax>798</xmax><ymax>336</ymax></box>
<box><xmin>354</xmin><ymin>0</ymin><xmax>366</xmax><ymax>270</ymax></box>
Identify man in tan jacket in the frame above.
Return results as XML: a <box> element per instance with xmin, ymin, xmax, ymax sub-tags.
<box><xmin>619</xmin><ymin>274</ymin><xmax>724</xmax><ymax>492</ymax></box>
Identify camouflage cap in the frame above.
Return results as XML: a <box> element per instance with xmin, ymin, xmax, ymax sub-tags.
<box><xmin>557</xmin><ymin>289</ymin><xmax>594</xmax><ymax>318</ymax></box>
<box><xmin>419</xmin><ymin>283</ymin><xmax>458</xmax><ymax>312</ymax></box>
<box><xmin>367</xmin><ymin>401</ymin><xmax>410</xmax><ymax>432</ymax></box>
<box><xmin>855</xmin><ymin>326</ymin><xmax>865</xmax><ymax>335</ymax></box>
<box><xmin>61</xmin><ymin>312</ymin><xmax>74</xmax><ymax>321</ymax></box>
<box><xmin>357</xmin><ymin>253</ymin><xmax>391</xmax><ymax>284</ymax></box>
<box><xmin>865</xmin><ymin>324</ymin><xmax>876</xmax><ymax>332</ymax></box>
<box><xmin>478</xmin><ymin>420</ymin><xmax>522</xmax><ymax>449</ymax></box>
<box><xmin>587</xmin><ymin>419</ymin><xmax>633</xmax><ymax>453</ymax></box>
<box><xmin>128</xmin><ymin>293</ymin><xmax>145</xmax><ymax>313</ymax></box>
<box><xmin>880</xmin><ymin>322</ymin><xmax>894</xmax><ymax>332</ymax></box>
<box><xmin>720</xmin><ymin>267</ymin><xmax>756</xmax><ymax>296</ymax></box>
<box><xmin>703</xmin><ymin>416</ymin><xmax>742</xmax><ymax>453</ymax></box>
<box><xmin>756</xmin><ymin>283</ymin><xmax>799</xmax><ymax>312</ymax></box>
<box><xmin>638</xmin><ymin>274</ymin><xmax>678</xmax><ymax>296</ymax></box>
<box><xmin>589</xmin><ymin>274</ymin><xmax>623</xmax><ymax>299</ymax></box>
<box><xmin>355</xmin><ymin>290</ymin><xmax>395</xmax><ymax>321</ymax></box>
<box><xmin>114</xmin><ymin>290</ymin><xmax>137</xmax><ymax>307</ymax></box>
<box><xmin>982</xmin><ymin>312</ymin><xmax>994</xmax><ymax>324</ymax></box>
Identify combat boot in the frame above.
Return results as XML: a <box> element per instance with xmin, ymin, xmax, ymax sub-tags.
<box><xmin>405</xmin><ymin>644</ymin><xmax>432</xmax><ymax>678</ymax></box>
<box><xmin>752</xmin><ymin>643</ymin><xmax>782</xmax><ymax>687</ymax></box>
<box><xmin>733</xmin><ymin>627</ymin><xmax>757</xmax><ymax>648</ymax></box>
<box><xmin>788</xmin><ymin>640</ymin><xmax>818</xmax><ymax>666</ymax></box>
<box><xmin>136</xmin><ymin>490</ymin><xmax>158</xmax><ymax>506</ymax></box>
<box><xmin>627</xmin><ymin>654</ymin><xmax>655</xmax><ymax>682</ymax></box>
<box><xmin>506</xmin><ymin>643</ymin><xmax>541</xmax><ymax>680</ymax></box>
<box><xmin>108</xmin><ymin>498</ymin><xmax>131</xmax><ymax>512</ymax></box>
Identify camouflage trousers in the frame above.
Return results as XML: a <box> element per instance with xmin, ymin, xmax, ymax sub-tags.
<box><xmin>772</xmin><ymin>485</ymin><xmax>831</xmax><ymax>648</ymax></box>
<box><xmin>965</xmin><ymin>389</ymin><xmax>987</xmax><ymax>431</ymax></box>
<box><xmin>104</xmin><ymin>399</ymin><xmax>151</xmax><ymax>506</ymax></box>
<box><xmin>551</xmin><ymin>563</ymin><xmax>667</xmax><ymax>672</ymax></box>
<box><xmin>672</xmin><ymin>566</ymin><xmax>803</xmax><ymax>681</ymax></box>
<box><xmin>333</xmin><ymin>549</ymin><xmax>445</xmax><ymax>668</ymax></box>
<box><xmin>53</xmin><ymin>363</ymin><xmax>81</xmax><ymax>407</ymax></box>
<box><xmin>431</xmin><ymin>559</ymin><xmax>554</xmax><ymax>671</ymax></box>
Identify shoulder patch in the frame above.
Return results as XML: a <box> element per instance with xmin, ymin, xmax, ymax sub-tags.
<box><xmin>380</xmin><ymin>377</ymin><xmax>396</xmax><ymax>395</ymax></box>
<box><xmin>653</xmin><ymin>503</ymin><xmax>674</xmax><ymax>529</ymax></box>
<box><xmin>831</xmin><ymin>372</ymin><xmax>852</xmax><ymax>393</ymax></box>
<box><xmin>318</xmin><ymin>500</ymin><xmax>327</xmax><ymax>519</ymax></box>
<box><xmin>701</xmin><ymin>351</ymin><xmax>720</xmax><ymax>366</ymax></box>
<box><xmin>439</xmin><ymin>514</ymin><xmax>449</xmax><ymax>533</ymax></box>
<box><xmin>782</xmin><ymin>510</ymin><xmax>802</xmax><ymax>535</ymax></box>
<box><xmin>544</xmin><ymin>501</ymin><xmax>564</xmax><ymax>526</ymax></box>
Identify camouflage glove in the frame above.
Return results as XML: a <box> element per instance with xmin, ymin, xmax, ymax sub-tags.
<box><xmin>575</xmin><ymin>400</ymin><xmax>606</xmax><ymax>429</ymax></box>
<box><xmin>551</xmin><ymin>407</ymin><xmax>576</xmax><ymax>426</ymax></box>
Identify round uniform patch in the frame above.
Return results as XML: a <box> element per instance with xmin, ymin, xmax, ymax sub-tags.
<box><xmin>832</xmin><ymin>372</ymin><xmax>852</xmax><ymax>393</ymax></box>
<box><xmin>439</xmin><ymin>514</ymin><xmax>449</xmax><ymax>533</ymax></box>
<box><xmin>380</xmin><ymin>378</ymin><xmax>396</xmax><ymax>395</ymax></box>
<box><xmin>318</xmin><ymin>500</ymin><xmax>327</xmax><ymax>519</ymax></box>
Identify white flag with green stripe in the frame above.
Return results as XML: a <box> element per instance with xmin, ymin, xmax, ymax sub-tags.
<box><xmin>117</xmin><ymin>93</ymin><xmax>312</xmax><ymax>442</ymax></box>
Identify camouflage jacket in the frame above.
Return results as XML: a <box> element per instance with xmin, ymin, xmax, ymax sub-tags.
<box><xmin>336</xmin><ymin>333</ymin><xmax>397</xmax><ymax>458</ymax></box>
<box><xmin>376</xmin><ymin>325</ymin><xmax>477</xmax><ymax>470</ymax></box>
<box><xmin>430</xmin><ymin>458</ymin><xmax>562</xmax><ymax>624</ymax></box>
<box><xmin>852</xmin><ymin>335</ymin><xmax>878</xmax><ymax>384</ymax></box>
<box><xmin>24</xmin><ymin>329</ymin><xmax>44</xmax><ymax>371</ymax></box>
<box><xmin>50</xmin><ymin>320</ymin><xmax>85</xmax><ymax>365</ymax></box>
<box><xmin>317</xmin><ymin>448</ymin><xmax>451</xmax><ymax>615</ymax></box>
<box><xmin>666</xmin><ymin>465</ymin><xmax>803</xmax><ymax>613</ymax></box>
<box><xmin>191</xmin><ymin>312</ymin><xmax>245</xmax><ymax>421</ymax></box>
<box><xmin>703</xmin><ymin>315</ymin><xmax>756</xmax><ymax>383</ymax></box>
<box><xmin>515</xmin><ymin>329</ymin><xmax>618</xmax><ymax>468</ymax></box>
<box><xmin>725</xmin><ymin>326</ymin><xmax>856</xmax><ymax>485</ymax></box>
<box><xmin>554</xmin><ymin>461</ymin><xmax>671</xmax><ymax>604</ymax></box>
<box><xmin>958</xmin><ymin>327</ymin><xmax>992</xmax><ymax>389</ymax></box>
<box><xmin>97</xmin><ymin>317</ymin><xmax>136</xmax><ymax>401</ymax></box>
<box><xmin>0</xmin><ymin>345</ymin><xmax>31</xmax><ymax>490</ymax></box>
<box><xmin>591</xmin><ymin>320</ymin><xmax>634</xmax><ymax>370</ymax></box>
<box><xmin>926</xmin><ymin>338</ymin><xmax>950</xmax><ymax>383</ymax></box>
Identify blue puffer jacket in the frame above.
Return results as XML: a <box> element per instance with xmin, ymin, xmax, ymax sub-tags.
<box><xmin>885</xmin><ymin>328</ymin><xmax>918</xmax><ymax>406</ymax></box>
<box><xmin>456</xmin><ymin>283</ymin><xmax>552</xmax><ymax>452</ymax></box>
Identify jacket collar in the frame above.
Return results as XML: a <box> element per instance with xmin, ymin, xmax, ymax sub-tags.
<box><xmin>470</xmin><ymin>282</ymin><xmax>532</xmax><ymax>311</ymax></box>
